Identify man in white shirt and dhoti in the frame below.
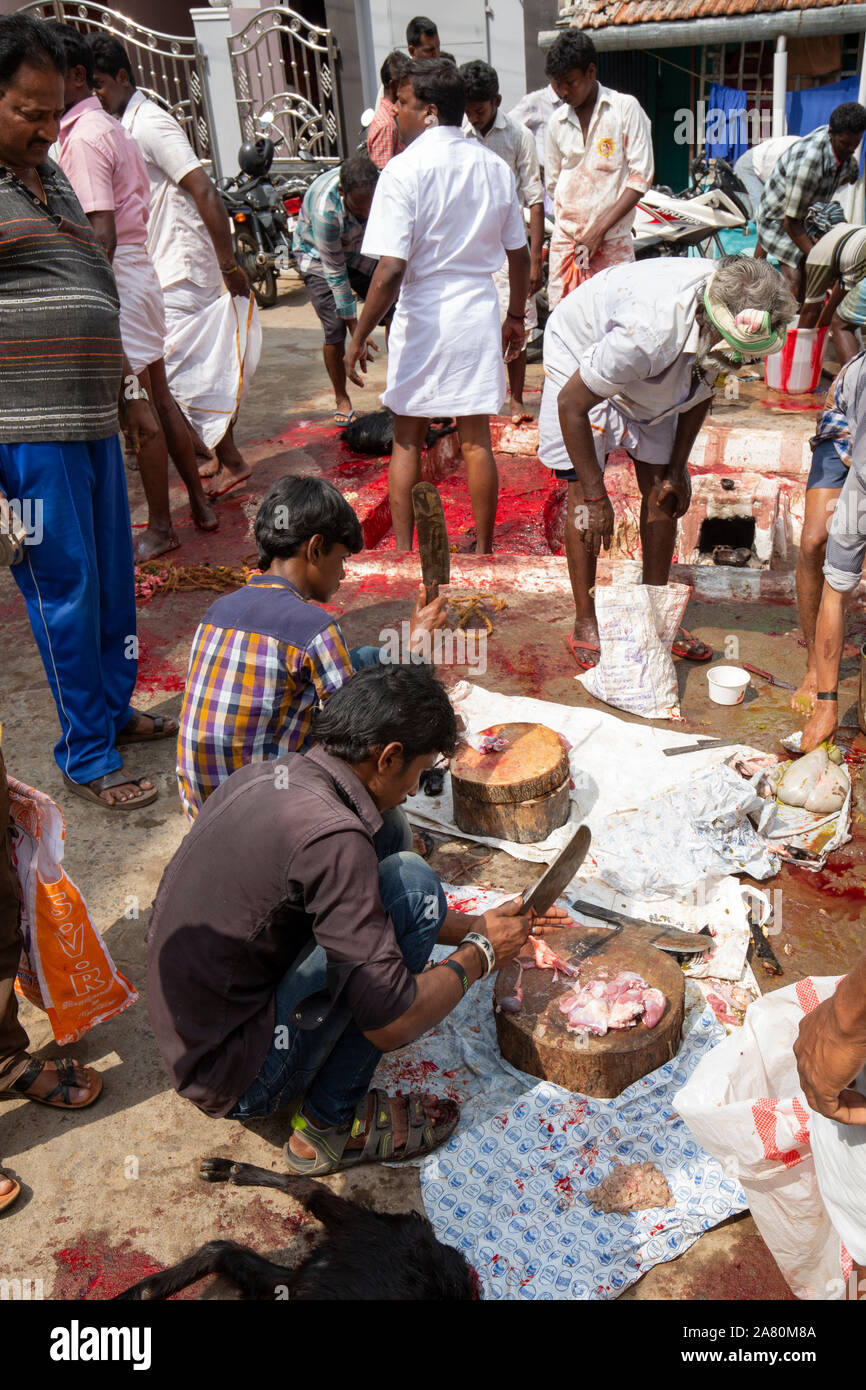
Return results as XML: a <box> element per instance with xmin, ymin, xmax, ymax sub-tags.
<box><xmin>345</xmin><ymin>60</ymin><xmax>529</xmax><ymax>554</ymax></box>
<box><xmin>537</xmin><ymin>256</ymin><xmax>796</xmax><ymax>667</ymax></box>
<box><xmin>544</xmin><ymin>31</ymin><xmax>654</xmax><ymax>310</ymax></box>
<box><xmin>89</xmin><ymin>35</ymin><xmax>260</xmax><ymax>499</ymax></box>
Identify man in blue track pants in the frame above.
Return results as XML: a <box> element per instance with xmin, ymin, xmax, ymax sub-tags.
<box><xmin>0</xmin><ymin>15</ymin><xmax>172</xmax><ymax>809</ymax></box>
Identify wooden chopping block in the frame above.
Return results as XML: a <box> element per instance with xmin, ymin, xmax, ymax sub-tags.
<box><xmin>493</xmin><ymin>924</ymin><xmax>685</xmax><ymax>1098</ymax></box>
<box><xmin>450</xmin><ymin>722</ymin><xmax>571</xmax><ymax>845</ymax></box>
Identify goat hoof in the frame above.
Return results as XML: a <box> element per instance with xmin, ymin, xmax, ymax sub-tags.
<box><xmin>198</xmin><ymin>1156</ymin><xmax>233</xmax><ymax>1182</ymax></box>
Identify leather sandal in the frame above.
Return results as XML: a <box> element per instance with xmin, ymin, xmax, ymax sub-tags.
<box><xmin>0</xmin><ymin>1165</ymin><xmax>21</xmax><ymax>1213</ymax></box>
<box><xmin>62</xmin><ymin>768</ymin><xmax>158</xmax><ymax>809</ymax></box>
<box><xmin>283</xmin><ymin>1088</ymin><xmax>459</xmax><ymax>1176</ymax></box>
<box><xmin>116</xmin><ymin>708</ymin><xmax>179</xmax><ymax>744</ymax></box>
<box><xmin>0</xmin><ymin>1057</ymin><xmax>103</xmax><ymax>1110</ymax></box>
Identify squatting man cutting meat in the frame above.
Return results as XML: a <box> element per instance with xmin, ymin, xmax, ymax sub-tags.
<box><xmin>537</xmin><ymin>255</ymin><xmax>797</xmax><ymax>667</ymax></box>
<box><xmin>146</xmin><ymin>665</ymin><xmax>568</xmax><ymax>1173</ymax></box>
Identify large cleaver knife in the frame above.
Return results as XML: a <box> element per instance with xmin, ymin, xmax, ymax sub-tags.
<box><xmin>569</xmin><ymin>897</ymin><xmax>710</xmax><ymax>954</ymax></box>
<box><xmin>521</xmin><ymin>824</ymin><xmax>592</xmax><ymax>918</ymax></box>
<box><xmin>412</xmin><ymin>482</ymin><xmax>450</xmax><ymax>605</ymax></box>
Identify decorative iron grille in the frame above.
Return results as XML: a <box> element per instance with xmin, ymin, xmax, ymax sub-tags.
<box><xmin>20</xmin><ymin>1</ymin><xmax>214</xmax><ymax>166</ymax></box>
<box><xmin>229</xmin><ymin>6</ymin><xmax>344</xmax><ymax>165</ymax></box>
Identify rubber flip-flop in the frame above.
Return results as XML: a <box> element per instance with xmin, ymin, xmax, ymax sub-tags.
<box><xmin>566</xmin><ymin>634</ymin><xmax>601</xmax><ymax>672</ymax></box>
<box><xmin>116</xmin><ymin>710</ymin><xmax>178</xmax><ymax>745</ymax></box>
<box><xmin>62</xmin><ymin>769</ymin><xmax>158</xmax><ymax>810</ymax></box>
<box><xmin>0</xmin><ymin>1166</ymin><xmax>20</xmax><ymax>1214</ymax></box>
<box><xmin>334</xmin><ymin>410</ymin><xmax>356</xmax><ymax>427</ymax></box>
<box><xmin>671</xmin><ymin>626</ymin><xmax>713</xmax><ymax>662</ymax></box>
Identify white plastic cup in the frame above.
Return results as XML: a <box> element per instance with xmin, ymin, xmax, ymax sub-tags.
<box><xmin>707</xmin><ymin>665</ymin><xmax>750</xmax><ymax>705</ymax></box>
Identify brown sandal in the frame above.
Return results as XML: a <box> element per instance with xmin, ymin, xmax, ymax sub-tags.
<box><xmin>284</xmin><ymin>1088</ymin><xmax>460</xmax><ymax>1176</ymax></box>
<box><xmin>0</xmin><ymin>1166</ymin><xmax>21</xmax><ymax>1213</ymax></box>
<box><xmin>116</xmin><ymin>708</ymin><xmax>179</xmax><ymax>744</ymax></box>
<box><xmin>0</xmin><ymin>1057</ymin><xmax>103</xmax><ymax>1110</ymax></box>
<box><xmin>62</xmin><ymin>768</ymin><xmax>158</xmax><ymax>809</ymax></box>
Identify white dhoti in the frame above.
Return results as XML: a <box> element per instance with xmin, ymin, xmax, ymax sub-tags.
<box><xmin>382</xmin><ymin>271</ymin><xmax>505</xmax><ymax>418</ymax></box>
<box><xmin>112</xmin><ymin>244</ymin><xmax>167</xmax><ymax>375</ymax></box>
<box><xmin>162</xmin><ymin>279</ymin><xmax>262</xmax><ymax>449</ymax></box>
<box><xmin>538</xmin><ymin>377</ymin><xmax>680</xmax><ymax>473</ymax></box>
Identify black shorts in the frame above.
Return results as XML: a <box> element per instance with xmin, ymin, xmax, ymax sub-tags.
<box><xmin>302</xmin><ymin>265</ymin><xmax>375</xmax><ymax>345</ymax></box>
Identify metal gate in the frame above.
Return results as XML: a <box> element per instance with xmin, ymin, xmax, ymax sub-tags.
<box><xmin>21</xmin><ymin>1</ymin><xmax>214</xmax><ymax>166</ymax></box>
<box><xmin>228</xmin><ymin>6</ymin><xmax>345</xmax><ymax>166</ymax></box>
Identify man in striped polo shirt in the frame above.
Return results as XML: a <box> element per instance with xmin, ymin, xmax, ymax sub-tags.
<box><xmin>0</xmin><ymin>14</ymin><xmax>173</xmax><ymax>810</ymax></box>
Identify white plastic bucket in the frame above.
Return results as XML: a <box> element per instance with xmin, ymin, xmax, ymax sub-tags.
<box><xmin>764</xmin><ymin>319</ymin><xmax>828</xmax><ymax>394</ymax></box>
<box><xmin>707</xmin><ymin>664</ymin><xmax>750</xmax><ymax>705</ymax></box>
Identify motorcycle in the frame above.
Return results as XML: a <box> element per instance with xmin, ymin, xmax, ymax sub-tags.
<box><xmin>217</xmin><ymin>113</ymin><xmax>312</xmax><ymax>308</ymax></box>
<box><xmin>633</xmin><ymin>155</ymin><xmax>751</xmax><ymax>260</ymax></box>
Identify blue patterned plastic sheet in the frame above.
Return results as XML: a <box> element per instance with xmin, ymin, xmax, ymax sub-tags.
<box><xmin>420</xmin><ymin>1009</ymin><xmax>746</xmax><ymax>1300</ymax></box>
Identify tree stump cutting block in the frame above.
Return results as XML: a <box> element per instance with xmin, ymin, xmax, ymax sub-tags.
<box><xmin>494</xmin><ymin>924</ymin><xmax>685</xmax><ymax>1098</ymax></box>
<box><xmin>451</xmin><ymin>722</ymin><xmax>571</xmax><ymax>844</ymax></box>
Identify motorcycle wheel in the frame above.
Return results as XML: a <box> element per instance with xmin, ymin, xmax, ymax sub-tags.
<box><xmin>235</xmin><ymin>229</ymin><xmax>278</xmax><ymax>308</ymax></box>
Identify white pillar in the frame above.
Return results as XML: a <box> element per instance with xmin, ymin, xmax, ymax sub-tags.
<box><xmin>191</xmin><ymin>7</ymin><xmax>244</xmax><ymax>181</ymax></box>
<box><xmin>772</xmin><ymin>34</ymin><xmax>787</xmax><ymax>139</ymax></box>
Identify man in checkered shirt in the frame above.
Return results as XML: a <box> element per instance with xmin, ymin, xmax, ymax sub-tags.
<box><xmin>176</xmin><ymin>476</ymin><xmax>446</xmax><ymax>819</ymax></box>
<box><xmin>755</xmin><ymin>103</ymin><xmax>866</xmax><ymax>297</ymax></box>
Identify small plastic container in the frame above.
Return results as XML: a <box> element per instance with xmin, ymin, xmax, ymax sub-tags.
<box><xmin>764</xmin><ymin>319</ymin><xmax>828</xmax><ymax>394</ymax></box>
<box><xmin>707</xmin><ymin>665</ymin><xmax>750</xmax><ymax>705</ymax></box>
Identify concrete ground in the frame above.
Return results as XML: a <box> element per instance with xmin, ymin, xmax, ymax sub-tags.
<box><xmin>0</xmin><ymin>278</ymin><xmax>861</xmax><ymax>1301</ymax></box>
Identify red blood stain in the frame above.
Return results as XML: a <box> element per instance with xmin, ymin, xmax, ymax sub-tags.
<box><xmin>134</xmin><ymin>639</ymin><xmax>186</xmax><ymax>695</ymax></box>
<box><xmin>51</xmin><ymin>1233</ymin><xmax>196</xmax><ymax>1301</ymax></box>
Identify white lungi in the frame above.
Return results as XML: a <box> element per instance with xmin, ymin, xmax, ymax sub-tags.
<box><xmin>538</xmin><ymin>258</ymin><xmax>716</xmax><ymax>474</ymax></box>
<box><xmin>384</xmin><ymin>273</ymin><xmax>505</xmax><ymax>417</ymax></box>
<box><xmin>112</xmin><ymin>244</ymin><xmax>167</xmax><ymax>375</ymax></box>
<box><xmin>163</xmin><ymin>281</ymin><xmax>262</xmax><ymax>449</ymax></box>
<box><xmin>361</xmin><ymin>125</ymin><xmax>527</xmax><ymax>420</ymax></box>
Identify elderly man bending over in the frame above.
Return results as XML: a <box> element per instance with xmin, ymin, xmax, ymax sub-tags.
<box><xmin>537</xmin><ymin>256</ymin><xmax>796</xmax><ymax>667</ymax></box>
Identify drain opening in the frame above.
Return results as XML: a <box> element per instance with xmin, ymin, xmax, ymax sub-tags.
<box><xmin>698</xmin><ymin>516</ymin><xmax>756</xmax><ymax>553</ymax></box>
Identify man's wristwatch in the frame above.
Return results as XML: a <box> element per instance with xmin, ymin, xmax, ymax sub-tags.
<box><xmin>461</xmin><ymin>932</ymin><xmax>496</xmax><ymax>978</ymax></box>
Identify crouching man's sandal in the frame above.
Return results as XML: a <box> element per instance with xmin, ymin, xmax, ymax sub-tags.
<box><xmin>282</xmin><ymin>1087</ymin><xmax>459</xmax><ymax>1176</ymax></box>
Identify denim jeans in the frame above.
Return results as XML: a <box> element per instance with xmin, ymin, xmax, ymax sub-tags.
<box><xmin>349</xmin><ymin>644</ymin><xmax>382</xmax><ymax>670</ymax></box>
<box><xmin>228</xmin><ymin>807</ymin><xmax>445</xmax><ymax>1128</ymax></box>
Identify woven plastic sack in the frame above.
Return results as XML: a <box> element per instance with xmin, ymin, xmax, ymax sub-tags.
<box><xmin>675</xmin><ymin>976</ymin><xmax>860</xmax><ymax>1299</ymax></box>
<box><xmin>578</xmin><ymin>582</ymin><xmax>691</xmax><ymax>720</ymax></box>
<box><xmin>9</xmin><ymin>777</ymin><xmax>138</xmax><ymax>1044</ymax></box>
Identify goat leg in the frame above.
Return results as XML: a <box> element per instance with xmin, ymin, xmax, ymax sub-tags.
<box><xmin>114</xmin><ymin>1239</ymin><xmax>294</xmax><ymax>1300</ymax></box>
<box><xmin>199</xmin><ymin>1156</ymin><xmax>358</xmax><ymax>1230</ymax></box>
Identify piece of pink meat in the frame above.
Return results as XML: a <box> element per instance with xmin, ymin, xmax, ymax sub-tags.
<box><xmin>559</xmin><ymin>972</ymin><xmax>667</xmax><ymax>1036</ymax></box>
<box><xmin>563</xmin><ymin>993</ymin><xmax>611</xmax><ymax>1035</ymax></box>
<box><xmin>642</xmin><ymin>988</ymin><xmax>667</xmax><ymax>1028</ymax></box>
<box><xmin>519</xmin><ymin>936</ymin><xmax>578</xmax><ymax>979</ymax></box>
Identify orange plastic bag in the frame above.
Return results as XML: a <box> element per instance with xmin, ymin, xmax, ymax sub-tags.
<box><xmin>9</xmin><ymin>776</ymin><xmax>138</xmax><ymax>1044</ymax></box>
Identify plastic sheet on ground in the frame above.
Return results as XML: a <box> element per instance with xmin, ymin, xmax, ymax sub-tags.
<box><xmin>405</xmin><ymin>685</ymin><xmax>775</xmax><ymax>894</ymax></box>
<box><xmin>420</xmin><ymin>1007</ymin><xmax>745</xmax><ymax>1300</ymax></box>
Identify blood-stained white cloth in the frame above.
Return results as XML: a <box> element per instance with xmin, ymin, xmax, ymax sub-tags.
<box><xmin>464</xmin><ymin>111</ymin><xmax>542</xmax><ymax>334</ymax></box>
<box><xmin>112</xmin><ymin>245</ymin><xmax>167</xmax><ymax>375</ymax></box>
<box><xmin>545</xmin><ymin>86</ymin><xmax>653</xmax><ymax>243</ymax></box>
<box><xmin>361</xmin><ymin>125</ymin><xmax>527</xmax><ymax>417</ymax></box>
<box><xmin>121</xmin><ymin>90</ymin><xmax>222</xmax><ymax>296</ymax></box>
<box><xmin>163</xmin><ymin>284</ymin><xmax>261</xmax><ymax>449</ymax></box>
<box><xmin>538</xmin><ymin>258</ymin><xmax>716</xmax><ymax>472</ymax></box>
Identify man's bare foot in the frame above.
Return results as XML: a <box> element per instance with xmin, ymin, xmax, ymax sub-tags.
<box><xmin>791</xmin><ymin>667</ymin><xmax>818</xmax><ymax>715</ymax></box>
<box><xmin>94</xmin><ymin>775</ymin><xmax>155</xmax><ymax>807</ymax></box>
<box><xmin>190</xmin><ymin>495</ymin><xmax>219</xmax><ymax>532</ymax></box>
<box><xmin>335</xmin><ymin>393</ymin><xmax>353</xmax><ymax>419</ymax></box>
<box><xmin>0</xmin><ymin>1177</ymin><xmax>14</xmax><ymax>1196</ymax></box>
<box><xmin>508</xmin><ymin>397</ymin><xmax>534</xmax><ymax>426</ymax></box>
<box><xmin>288</xmin><ymin>1092</ymin><xmax>446</xmax><ymax>1161</ymax></box>
<box><xmin>134</xmin><ymin>527</ymin><xmax>180</xmax><ymax>562</ymax></box>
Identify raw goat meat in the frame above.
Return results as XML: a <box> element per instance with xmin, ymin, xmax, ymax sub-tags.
<box><xmin>559</xmin><ymin>971</ymin><xmax>667</xmax><ymax>1037</ymax></box>
<box><xmin>465</xmin><ymin>731</ymin><xmax>510</xmax><ymax>754</ymax></box>
<box><xmin>519</xmin><ymin>935</ymin><xmax>578</xmax><ymax>978</ymax></box>
<box><xmin>588</xmin><ymin>1162</ymin><xmax>674</xmax><ymax>1214</ymax></box>
<box><xmin>499</xmin><ymin>962</ymin><xmax>523</xmax><ymax>1014</ymax></box>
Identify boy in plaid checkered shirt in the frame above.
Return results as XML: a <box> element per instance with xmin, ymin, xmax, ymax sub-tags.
<box><xmin>176</xmin><ymin>476</ymin><xmax>446</xmax><ymax>819</ymax></box>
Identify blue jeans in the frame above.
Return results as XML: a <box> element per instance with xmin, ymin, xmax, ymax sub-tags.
<box><xmin>229</xmin><ymin>808</ymin><xmax>445</xmax><ymax>1128</ymax></box>
<box><xmin>349</xmin><ymin>644</ymin><xmax>382</xmax><ymax>670</ymax></box>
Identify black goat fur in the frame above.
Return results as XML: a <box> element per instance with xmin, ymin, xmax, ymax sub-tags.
<box><xmin>342</xmin><ymin>409</ymin><xmax>456</xmax><ymax>457</ymax></box>
<box><xmin>114</xmin><ymin>1158</ymin><xmax>476</xmax><ymax>1301</ymax></box>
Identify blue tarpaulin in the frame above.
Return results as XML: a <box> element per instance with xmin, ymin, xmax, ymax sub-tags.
<box><xmin>786</xmin><ymin>75</ymin><xmax>865</xmax><ymax>174</ymax></box>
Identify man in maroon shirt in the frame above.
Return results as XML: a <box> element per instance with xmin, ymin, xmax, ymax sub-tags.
<box><xmin>147</xmin><ymin>664</ymin><xmax>568</xmax><ymax>1174</ymax></box>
